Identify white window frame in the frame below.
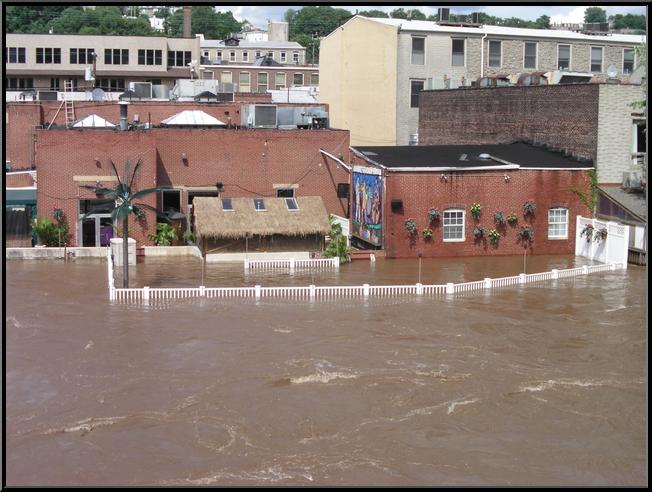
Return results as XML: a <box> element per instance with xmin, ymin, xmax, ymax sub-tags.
<box><xmin>221</xmin><ymin>198</ymin><xmax>234</xmax><ymax>211</ymax></box>
<box><xmin>292</xmin><ymin>51</ymin><xmax>299</xmax><ymax>63</ymax></box>
<box><xmin>411</xmin><ymin>36</ymin><xmax>426</xmax><ymax>65</ymax></box>
<box><xmin>590</xmin><ymin>46</ymin><xmax>603</xmax><ymax>73</ymax></box>
<box><xmin>257</xmin><ymin>72</ymin><xmax>268</xmax><ymax>93</ymax></box>
<box><xmin>280</xmin><ymin>51</ymin><xmax>287</xmax><ymax>63</ymax></box>
<box><xmin>409</xmin><ymin>79</ymin><xmax>425</xmax><ymax>108</ymax></box>
<box><xmin>451</xmin><ymin>38</ymin><xmax>465</xmax><ymax>67</ymax></box>
<box><xmin>242</xmin><ymin>51</ymin><xmax>249</xmax><ymax>62</ymax></box>
<box><xmin>523</xmin><ymin>41</ymin><xmax>538</xmax><ymax>70</ymax></box>
<box><xmin>623</xmin><ymin>47</ymin><xmax>635</xmax><ymax>75</ymax></box>
<box><xmin>216</xmin><ymin>50</ymin><xmax>222</xmax><ymax>62</ymax></box>
<box><xmin>230</xmin><ymin>51</ymin><xmax>236</xmax><ymax>62</ymax></box>
<box><xmin>203</xmin><ymin>50</ymin><xmax>209</xmax><ymax>58</ymax></box>
<box><xmin>547</xmin><ymin>208</ymin><xmax>568</xmax><ymax>239</ymax></box>
<box><xmin>285</xmin><ymin>197</ymin><xmax>299</xmax><ymax>211</ymax></box>
<box><xmin>557</xmin><ymin>44</ymin><xmax>571</xmax><ymax>70</ymax></box>
<box><xmin>488</xmin><ymin>40</ymin><xmax>502</xmax><ymax>68</ymax></box>
<box><xmin>275</xmin><ymin>72</ymin><xmax>286</xmax><ymax>89</ymax></box>
<box><xmin>443</xmin><ymin>209</ymin><xmax>465</xmax><ymax>242</ymax></box>
<box><xmin>253</xmin><ymin>198</ymin><xmax>266</xmax><ymax>211</ymax></box>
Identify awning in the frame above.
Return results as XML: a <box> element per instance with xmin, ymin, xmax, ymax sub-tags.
<box><xmin>6</xmin><ymin>188</ymin><xmax>36</xmax><ymax>205</ymax></box>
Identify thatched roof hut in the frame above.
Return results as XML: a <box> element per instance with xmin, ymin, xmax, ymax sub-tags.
<box><xmin>193</xmin><ymin>196</ymin><xmax>331</xmax><ymax>241</ymax></box>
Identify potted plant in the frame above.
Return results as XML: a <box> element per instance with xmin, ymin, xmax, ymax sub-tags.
<box><xmin>506</xmin><ymin>212</ymin><xmax>518</xmax><ymax>225</ymax></box>
<box><xmin>470</xmin><ymin>203</ymin><xmax>482</xmax><ymax>220</ymax></box>
<box><xmin>473</xmin><ymin>225</ymin><xmax>487</xmax><ymax>239</ymax></box>
<box><xmin>493</xmin><ymin>211</ymin><xmax>507</xmax><ymax>226</ymax></box>
<box><xmin>427</xmin><ymin>208</ymin><xmax>440</xmax><ymax>223</ymax></box>
<box><xmin>148</xmin><ymin>222</ymin><xmax>179</xmax><ymax>246</ymax></box>
<box><xmin>182</xmin><ymin>230</ymin><xmax>195</xmax><ymax>245</ymax></box>
<box><xmin>405</xmin><ymin>218</ymin><xmax>417</xmax><ymax>235</ymax></box>
<box><xmin>421</xmin><ymin>228</ymin><xmax>433</xmax><ymax>240</ymax></box>
<box><xmin>523</xmin><ymin>200</ymin><xmax>537</xmax><ymax>216</ymax></box>
<box><xmin>594</xmin><ymin>226</ymin><xmax>608</xmax><ymax>242</ymax></box>
<box><xmin>517</xmin><ymin>225</ymin><xmax>534</xmax><ymax>241</ymax></box>
<box><xmin>488</xmin><ymin>228</ymin><xmax>500</xmax><ymax>245</ymax></box>
<box><xmin>580</xmin><ymin>223</ymin><xmax>594</xmax><ymax>242</ymax></box>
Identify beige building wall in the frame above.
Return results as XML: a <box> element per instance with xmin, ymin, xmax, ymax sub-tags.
<box><xmin>597</xmin><ymin>84</ymin><xmax>646</xmax><ymax>184</ymax></box>
<box><xmin>319</xmin><ymin>16</ymin><xmax>398</xmax><ymax>146</ymax></box>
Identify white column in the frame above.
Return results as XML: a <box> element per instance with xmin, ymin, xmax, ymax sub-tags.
<box><xmin>519</xmin><ymin>273</ymin><xmax>526</xmax><ymax>284</ymax></box>
<box><xmin>363</xmin><ymin>283</ymin><xmax>370</xmax><ymax>297</ymax></box>
<box><xmin>255</xmin><ymin>285</ymin><xmax>261</xmax><ymax>299</ymax></box>
<box><xmin>416</xmin><ymin>283</ymin><xmax>423</xmax><ymax>295</ymax></box>
<box><xmin>552</xmin><ymin>269</ymin><xmax>558</xmax><ymax>279</ymax></box>
<box><xmin>484</xmin><ymin>277</ymin><xmax>492</xmax><ymax>289</ymax></box>
<box><xmin>446</xmin><ymin>282</ymin><xmax>454</xmax><ymax>294</ymax></box>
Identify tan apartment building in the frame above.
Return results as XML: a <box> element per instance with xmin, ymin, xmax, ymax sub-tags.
<box><xmin>5</xmin><ymin>33</ymin><xmax>200</xmax><ymax>92</ymax></box>
<box><xmin>319</xmin><ymin>16</ymin><xmax>645</xmax><ymax>146</ymax></box>
<box><xmin>199</xmin><ymin>36</ymin><xmax>307</xmax><ymax>66</ymax></box>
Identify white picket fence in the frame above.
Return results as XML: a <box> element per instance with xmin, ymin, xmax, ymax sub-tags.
<box><xmin>106</xmin><ymin>251</ymin><xmax>622</xmax><ymax>303</ymax></box>
<box><xmin>244</xmin><ymin>257</ymin><xmax>339</xmax><ymax>271</ymax></box>
<box><xmin>575</xmin><ymin>216</ymin><xmax>629</xmax><ymax>268</ymax></box>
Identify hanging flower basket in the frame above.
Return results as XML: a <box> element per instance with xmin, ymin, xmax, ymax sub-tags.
<box><xmin>470</xmin><ymin>203</ymin><xmax>482</xmax><ymax>220</ymax></box>
<box><xmin>523</xmin><ymin>200</ymin><xmax>537</xmax><ymax>216</ymax></box>
<box><xmin>421</xmin><ymin>228</ymin><xmax>433</xmax><ymax>240</ymax></box>
<box><xmin>493</xmin><ymin>211</ymin><xmax>507</xmax><ymax>226</ymax></box>
<box><xmin>488</xmin><ymin>228</ymin><xmax>500</xmax><ymax>245</ymax></box>
<box><xmin>517</xmin><ymin>225</ymin><xmax>534</xmax><ymax>241</ymax></box>
<box><xmin>594</xmin><ymin>226</ymin><xmax>608</xmax><ymax>242</ymax></box>
<box><xmin>580</xmin><ymin>223</ymin><xmax>594</xmax><ymax>242</ymax></box>
<box><xmin>506</xmin><ymin>212</ymin><xmax>518</xmax><ymax>225</ymax></box>
<box><xmin>428</xmin><ymin>208</ymin><xmax>440</xmax><ymax>223</ymax></box>
<box><xmin>473</xmin><ymin>225</ymin><xmax>487</xmax><ymax>239</ymax></box>
<box><xmin>405</xmin><ymin>218</ymin><xmax>417</xmax><ymax>235</ymax></box>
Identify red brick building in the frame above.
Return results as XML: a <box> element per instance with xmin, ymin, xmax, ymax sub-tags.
<box><xmin>34</xmin><ymin>126</ymin><xmax>350</xmax><ymax>247</ymax></box>
<box><xmin>350</xmin><ymin>143</ymin><xmax>593</xmax><ymax>258</ymax></box>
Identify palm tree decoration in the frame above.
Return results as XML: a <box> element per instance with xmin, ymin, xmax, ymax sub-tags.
<box><xmin>82</xmin><ymin>157</ymin><xmax>170</xmax><ymax>288</ymax></box>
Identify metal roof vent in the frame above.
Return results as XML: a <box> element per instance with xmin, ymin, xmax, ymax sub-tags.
<box><xmin>478</xmin><ymin>153</ymin><xmax>491</xmax><ymax>160</ymax></box>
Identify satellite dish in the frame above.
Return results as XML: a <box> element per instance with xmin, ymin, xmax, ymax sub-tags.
<box><xmin>607</xmin><ymin>65</ymin><xmax>618</xmax><ymax>78</ymax></box>
<box><xmin>91</xmin><ymin>88</ymin><xmax>106</xmax><ymax>101</ymax></box>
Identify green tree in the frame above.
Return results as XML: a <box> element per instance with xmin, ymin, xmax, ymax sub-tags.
<box><xmin>324</xmin><ymin>215</ymin><xmax>351</xmax><ymax>264</ymax></box>
<box><xmin>285</xmin><ymin>6</ymin><xmax>352</xmax><ymax>64</ymax></box>
<box><xmin>358</xmin><ymin>10</ymin><xmax>389</xmax><ymax>18</ymax></box>
<box><xmin>82</xmin><ymin>158</ymin><xmax>170</xmax><ymax>288</ymax></box>
<box><xmin>584</xmin><ymin>7</ymin><xmax>607</xmax><ymax>24</ymax></box>
<box><xmin>535</xmin><ymin>15</ymin><xmax>551</xmax><ymax>29</ymax></box>
<box><xmin>165</xmin><ymin>6</ymin><xmax>242</xmax><ymax>38</ymax></box>
<box><xmin>408</xmin><ymin>9</ymin><xmax>427</xmax><ymax>20</ymax></box>
<box><xmin>390</xmin><ymin>8</ymin><xmax>409</xmax><ymax>19</ymax></box>
<box><xmin>148</xmin><ymin>223</ymin><xmax>178</xmax><ymax>246</ymax></box>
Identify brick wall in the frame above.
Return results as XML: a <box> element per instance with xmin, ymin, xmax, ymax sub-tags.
<box><xmin>5</xmin><ymin>103</ymin><xmax>41</xmax><ymax>170</ymax></box>
<box><xmin>418</xmin><ymin>84</ymin><xmax>600</xmax><ymax>160</ymax></box>
<box><xmin>35</xmin><ymin>127</ymin><xmax>350</xmax><ymax>246</ymax></box>
<box><xmin>351</xmin><ymin>153</ymin><xmax>591</xmax><ymax>258</ymax></box>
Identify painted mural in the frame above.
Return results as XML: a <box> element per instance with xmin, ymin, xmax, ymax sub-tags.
<box><xmin>351</xmin><ymin>171</ymin><xmax>382</xmax><ymax>246</ymax></box>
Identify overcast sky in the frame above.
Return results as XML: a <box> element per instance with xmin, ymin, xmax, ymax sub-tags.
<box><xmin>218</xmin><ymin>4</ymin><xmax>647</xmax><ymax>30</ymax></box>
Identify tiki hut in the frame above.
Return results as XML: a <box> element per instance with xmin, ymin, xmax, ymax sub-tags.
<box><xmin>193</xmin><ymin>196</ymin><xmax>331</xmax><ymax>253</ymax></box>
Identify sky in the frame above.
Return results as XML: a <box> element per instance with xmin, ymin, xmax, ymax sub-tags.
<box><xmin>218</xmin><ymin>4</ymin><xmax>647</xmax><ymax>30</ymax></box>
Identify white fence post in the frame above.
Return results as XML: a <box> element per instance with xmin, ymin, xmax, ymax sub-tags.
<box><xmin>290</xmin><ymin>258</ymin><xmax>295</xmax><ymax>272</ymax></box>
<box><xmin>519</xmin><ymin>273</ymin><xmax>526</xmax><ymax>284</ymax></box>
<box><xmin>484</xmin><ymin>277</ymin><xmax>492</xmax><ymax>289</ymax></box>
<box><xmin>255</xmin><ymin>285</ymin><xmax>261</xmax><ymax>299</ymax></box>
<box><xmin>582</xmin><ymin>265</ymin><xmax>589</xmax><ymax>274</ymax></box>
<box><xmin>309</xmin><ymin>284</ymin><xmax>316</xmax><ymax>299</ymax></box>
<box><xmin>143</xmin><ymin>286</ymin><xmax>150</xmax><ymax>301</ymax></box>
<box><xmin>416</xmin><ymin>283</ymin><xmax>423</xmax><ymax>295</ymax></box>
<box><xmin>200</xmin><ymin>285</ymin><xmax>205</xmax><ymax>296</ymax></box>
<box><xmin>363</xmin><ymin>284</ymin><xmax>370</xmax><ymax>297</ymax></box>
<box><xmin>552</xmin><ymin>269</ymin><xmax>558</xmax><ymax>279</ymax></box>
<box><xmin>370</xmin><ymin>254</ymin><xmax>376</xmax><ymax>263</ymax></box>
<box><xmin>446</xmin><ymin>282</ymin><xmax>454</xmax><ymax>294</ymax></box>
<box><xmin>332</xmin><ymin>257</ymin><xmax>339</xmax><ymax>269</ymax></box>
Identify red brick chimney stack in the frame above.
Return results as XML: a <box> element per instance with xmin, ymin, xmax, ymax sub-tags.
<box><xmin>183</xmin><ymin>6</ymin><xmax>192</xmax><ymax>38</ymax></box>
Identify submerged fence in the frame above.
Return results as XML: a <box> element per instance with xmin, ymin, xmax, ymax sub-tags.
<box><xmin>107</xmin><ymin>251</ymin><xmax>622</xmax><ymax>303</ymax></box>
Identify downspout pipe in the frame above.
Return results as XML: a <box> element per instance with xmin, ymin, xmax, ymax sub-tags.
<box><xmin>480</xmin><ymin>32</ymin><xmax>488</xmax><ymax>78</ymax></box>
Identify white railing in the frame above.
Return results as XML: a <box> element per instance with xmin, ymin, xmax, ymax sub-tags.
<box><xmin>106</xmin><ymin>250</ymin><xmax>624</xmax><ymax>303</ymax></box>
<box><xmin>244</xmin><ymin>257</ymin><xmax>339</xmax><ymax>271</ymax></box>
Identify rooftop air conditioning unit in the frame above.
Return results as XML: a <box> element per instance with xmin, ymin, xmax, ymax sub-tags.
<box><xmin>38</xmin><ymin>91</ymin><xmax>58</xmax><ymax>101</ymax></box>
<box><xmin>438</xmin><ymin>8</ymin><xmax>450</xmax><ymax>22</ymax></box>
<box><xmin>622</xmin><ymin>171</ymin><xmax>643</xmax><ymax>190</ymax></box>
<box><xmin>471</xmin><ymin>12</ymin><xmax>480</xmax><ymax>24</ymax></box>
<box><xmin>129</xmin><ymin>82</ymin><xmax>152</xmax><ymax>99</ymax></box>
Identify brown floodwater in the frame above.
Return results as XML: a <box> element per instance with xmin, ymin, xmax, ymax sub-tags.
<box><xmin>4</xmin><ymin>255</ymin><xmax>648</xmax><ymax>486</ymax></box>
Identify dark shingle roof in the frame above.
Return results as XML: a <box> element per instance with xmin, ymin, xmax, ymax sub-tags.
<box><xmin>352</xmin><ymin>142</ymin><xmax>593</xmax><ymax>169</ymax></box>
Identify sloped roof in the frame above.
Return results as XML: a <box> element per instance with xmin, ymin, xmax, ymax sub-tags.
<box><xmin>72</xmin><ymin>114</ymin><xmax>116</xmax><ymax>128</ymax></box>
<box><xmin>193</xmin><ymin>196</ymin><xmax>330</xmax><ymax>240</ymax></box>
<box><xmin>160</xmin><ymin>110</ymin><xmax>226</xmax><ymax>126</ymax></box>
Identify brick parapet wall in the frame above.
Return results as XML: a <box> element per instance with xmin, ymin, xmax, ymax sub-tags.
<box><xmin>418</xmin><ymin>84</ymin><xmax>600</xmax><ymax>160</ymax></box>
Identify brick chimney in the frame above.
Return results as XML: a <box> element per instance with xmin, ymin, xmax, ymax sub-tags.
<box><xmin>183</xmin><ymin>6</ymin><xmax>192</xmax><ymax>38</ymax></box>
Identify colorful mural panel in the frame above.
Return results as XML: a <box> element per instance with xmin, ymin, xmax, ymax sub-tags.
<box><xmin>351</xmin><ymin>170</ymin><xmax>382</xmax><ymax>246</ymax></box>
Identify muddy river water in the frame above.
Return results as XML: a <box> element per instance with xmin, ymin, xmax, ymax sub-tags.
<box><xmin>4</xmin><ymin>255</ymin><xmax>647</xmax><ymax>486</ymax></box>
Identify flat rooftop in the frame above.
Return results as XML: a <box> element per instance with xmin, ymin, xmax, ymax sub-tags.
<box><xmin>352</xmin><ymin>142</ymin><xmax>593</xmax><ymax>169</ymax></box>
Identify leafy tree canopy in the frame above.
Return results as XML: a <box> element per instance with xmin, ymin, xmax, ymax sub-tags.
<box><xmin>358</xmin><ymin>10</ymin><xmax>388</xmax><ymax>18</ymax></box>
<box><xmin>584</xmin><ymin>6</ymin><xmax>608</xmax><ymax>24</ymax></box>
<box><xmin>164</xmin><ymin>6</ymin><xmax>242</xmax><ymax>38</ymax></box>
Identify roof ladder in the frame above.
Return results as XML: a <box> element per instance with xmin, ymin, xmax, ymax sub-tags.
<box><xmin>64</xmin><ymin>79</ymin><xmax>75</xmax><ymax>127</ymax></box>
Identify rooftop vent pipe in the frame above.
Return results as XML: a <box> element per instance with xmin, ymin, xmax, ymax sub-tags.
<box><xmin>119</xmin><ymin>101</ymin><xmax>129</xmax><ymax>131</ymax></box>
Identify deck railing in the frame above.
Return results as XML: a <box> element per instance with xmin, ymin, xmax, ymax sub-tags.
<box><xmin>244</xmin><ymin>257</ymin><xmax>339</xmax><ymax>271</ymax></box>
<box><xmin>107</xmin><ymin>250</ymin><xmax>623</xmax><ymax>303</ymax></box>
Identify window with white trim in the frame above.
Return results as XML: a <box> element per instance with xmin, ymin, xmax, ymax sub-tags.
<box><xmin>623</xmin><ymin>48</ymin><xmax>635</xmax><ymax>74</ymax></box>
<box><xmin>590</xmin><ymin>46</ymin><xmax>603</xmax><ymax>73</ymax></box>
<box><xmin>221</xmin><ymin>71</ymin><xmax>232</xmax><ymax>84</ymax></box>
<box><xmin>280</xmin><ymin>51</ymin><xmax>287</xmax><ymax>63</ymax></box>
<box><xmin>410</xmin><ymin>79</ymin><xmax>424</xmax><ymax>108</ymax></box>
<box><xmin>293</xmin><ymin>51</ymin><xmax>299</xmax><ymax>63</ymax></box>
<box><xmin>443</xmin><ymin>209</ymin><xmax>465</xmax><ymax>241</ymax></box>
<box><xmin>557</xmin><ymin>44</ymin><xmax>570</xmax><ymax>70</ymax></box>
<box><xmin>257</xmin><ymin>72</ymin><xmax>268</xmax><ymax>93</ymax></box>
<box><xmin>253</xmin><ymin>198</ymin><xmax>266</xmax><ymax>211</ymax></box>
<box><xmin>488</xmin><ymin>40</ymin><xmax>501</xmax><ymax>67</ymax></box>
<box><xmin>275</xmin><ymin>72</ymin><xmax>286</xmax><ymax>89</ymax></box>
<box><xmin>411</xmin><ymin>37</ymin><xmax>425</xmax><ymax>65</ymax></box>
<box><xmin>230</xmin><ymin>51</ymin><xmax>236</xmax><ymax>62</ymax></box>
<box><xmin>548</xmin><ymin>208</ymin><xmax>568</xmax><ymax>239</ymax></box>
<box><xmin>239</xmin><ymin>71</ymin><xmax>250</xmax><ymax>92</ymax></box>
<box><xmin>451</xmin><ymin>39</ymin><xmax>465</xmax><ymax>67</ymax></box>
<box><xmin>242</xmin><ymin>51</ymin><xmax>249</xmax><ymax>62</ymax></box>
<box><xmin>524</xmin><ymin>42</ymin><xmax>537</xmax><ymax>69</ymax></box>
